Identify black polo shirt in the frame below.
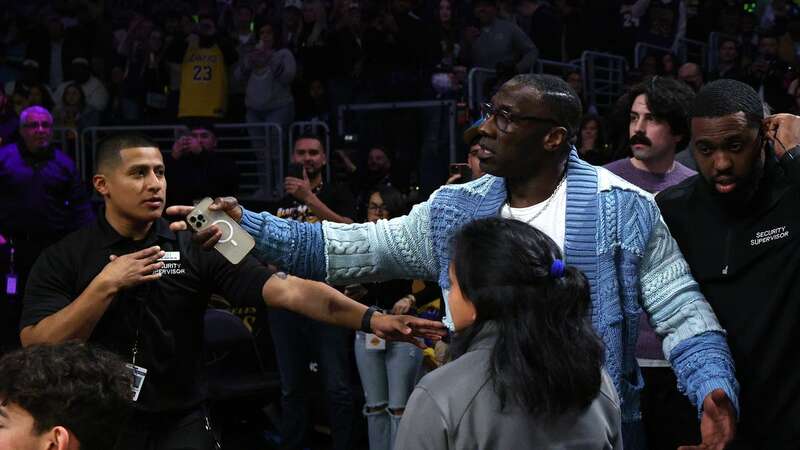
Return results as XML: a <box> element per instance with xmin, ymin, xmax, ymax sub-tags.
<box><xmin>21</xmin><ymin>212</ymin><xmax>272</xmax><ymax>413</ymax></box>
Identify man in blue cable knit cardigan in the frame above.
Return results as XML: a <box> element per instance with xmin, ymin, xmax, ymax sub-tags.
<box><xmin>168</xmin><ymin>74</ymin><xmax>739</xmax><ymax>449</ymax></box>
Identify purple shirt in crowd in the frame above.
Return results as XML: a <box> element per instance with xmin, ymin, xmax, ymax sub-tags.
<box><xmin>603</xmin><ymin>157</ymin><xmax>697</xmax><ymax>362</ymax></box>
<box><xmin>604</xmin><ymin>157</ymin><xmax>696</xmax><ymax>194</ymax></box>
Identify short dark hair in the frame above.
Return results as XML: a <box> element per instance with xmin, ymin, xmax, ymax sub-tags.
<box><xmin>368</xmin><ymin>185</ymin><xmax>407</xmax><ymax>218</ymax></box>
<box><xmin>758</xmin><ymin>31</ymin><xmax>779</xmax><ymax>43</ymax></box>
<box><xmin>0</xmin><ymin>342</ymin><xmax>132</xmax><ymax>450</ymax></box>
<box><xmin>506</xmin><ymin>74</ymin><xmax>582</xmax><ymax>144</ymax></box>
<box><xmin>189</xmin><ymin>124</ymin><xmax>217</xmax><ymax>136</ymax></box>
<box><xmin>622</xmin><ymin>75</ymin><xmax>695</xmax><ymax>149</ymax></box>
<box><xmin>576</xmin><ymin>114</ymin><xmax>606</xmax><ymax>150</ymax></box>
<box><xmin>369</xmin><ymin>145</ymin><xmax>393</xmax><ymax>159</ymax></box>
<box><xmin>294</xmin><ymin>132</ymin><xmax>326</xmax><ymax>151</ymax></box>
<box><xmin>719</xmin><ymin>37</ymin><xmax>738</xmax><ymax>50</ymax></box>
<box><xmin>96</xmin><ymin>133</ymin><xmax>159</xmax><ymax>172</ymax></box>
<box><xmin>690</xmin><ymin>79</ymin><xmax>764</xmax><ymax>130</ymax></box>
<box><xmin>450</xmin><ymin>217</ymin><xmax>604</xmax><ymax>418</ymax></box>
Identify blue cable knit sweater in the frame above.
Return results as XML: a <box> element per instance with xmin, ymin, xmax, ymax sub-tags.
<box><xmin>241</xmin><ymin>151</ymin><xmax>739</xmax><ymax>424</ymax></box>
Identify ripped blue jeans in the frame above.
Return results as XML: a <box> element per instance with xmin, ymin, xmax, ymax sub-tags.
<box><xmin>354</xmin><ymin>331</ymin><xmax>423</xmax><ymax>450</ymax></box>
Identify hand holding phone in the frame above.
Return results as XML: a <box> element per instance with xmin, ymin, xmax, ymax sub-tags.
<box><xmin>186</xmin><ymin>198</ymin><xmax>255</xmax><ymax>264</ymax></box>
<box><xmin>287</xmin><ymin>162</ymin><xmax>305</xmax><ymax>179</ymax></box>
<box><xmin>285</xmin><ymin>163</ymin><xmax>313</xmax><ymax>201</ymax></box>
<box><xmin>448</xmin><ymin>163</ymin><xmax>472</xmax><ymax>184</ymax></box>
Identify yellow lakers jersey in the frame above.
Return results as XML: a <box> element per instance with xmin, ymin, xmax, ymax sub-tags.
<box><xmin>178</xmin><ymin>44</ymin><xmax>228</xmax><ymax>118</ymax></box>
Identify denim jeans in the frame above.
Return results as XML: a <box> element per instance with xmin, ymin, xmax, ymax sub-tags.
<box><xmin>245</xmin><ymin>103</ymin><xmax>295</xmax><ymax>197</ymax></box>
<box><xmin>268</xmin><ymin>308</ymin><xmax>354</xmax><ymax>450</ymax></box>
<box><xmin>354</xmin><ymin>331</ymin><xmax>423</xmax><ymax>450</ymax></box>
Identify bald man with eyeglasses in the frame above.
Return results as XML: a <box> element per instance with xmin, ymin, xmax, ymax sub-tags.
<box><xmin>0</xmin><ymin>105</ymin><xmax>93</xmax><ymax>353</ymax></box>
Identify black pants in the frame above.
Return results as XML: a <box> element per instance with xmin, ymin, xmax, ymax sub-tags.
<box><xmin>268</xmin><ymin>308</ymin><xmax>355</xmax><ymax>450</ymax></box>
<box><xmin>115</xmin><ymin>407</ymin><xmax>219</xmax><ymax>450</ymax></box>
<box><xmin>640</xmin><ymin>366</ymin><xmax>701</xmax><ymax>450</ymax></box>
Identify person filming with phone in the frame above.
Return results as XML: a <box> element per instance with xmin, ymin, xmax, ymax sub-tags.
<box><xmin>447</xmin><ymin>118</ymin><xmax>487</xmax><ymax>184</ymax></box>
<box><xmin>270</xmin><ymin>131</ymin><xmax>359</xmax><ymax>450</ymax></box>
<box><xmin>165</xmin><ymin>124</ymin><xmax>239</xmax><ymax>208</ymax></box>
<box><xmin>18</xmin><ymin>132</ymin><xmax>445</xmax><ymax>450</ymax></box>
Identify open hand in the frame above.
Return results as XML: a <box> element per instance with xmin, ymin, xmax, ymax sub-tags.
<box><xmin>391</xmin><ymin>296</ymin><xmax>414</xmax><ymax>315</ymax></box>
<box><xmin>97</xmin><ymin>246</ymin><xmax>165</xmax><ymax>292</ymax></box>
<box><xmin>678</xmin><ymin>389</ymin><xmax>736</xmax><ymax>450</ymax></box>
<box><xmin>445</xmin><ymin>173</ymin><xmax>462</xmax><ymax>185</ymax></box>
<box><xmin>370</xmin><ymin>313</ymin><xmax>447</xmax><ymax>349</ymax></box>
<box><xmin>166</xmin><ymin>197</ymin><xmax>243</xmax><ymax>249</ymax></box>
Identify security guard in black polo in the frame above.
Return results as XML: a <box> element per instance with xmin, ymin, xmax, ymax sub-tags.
<box><xmin>19</xmin><ymin>133</ymin><xmax>446</xmax><ymax>450</ymax></box>
<box><xmin>19</xmin><ymin>133</ymin><xmax>271</xmax><ymax>449</ymax></box>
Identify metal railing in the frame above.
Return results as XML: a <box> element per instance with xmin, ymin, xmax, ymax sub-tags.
<box><xmin>677</xmin><ymin>38</ymin><xmax>708</xmax><ymax>68</ymax></box>
<box><xmin>289</xmin><ymin>120</ymin><xmax>331</xmax><ymax>183</ymax></box>
<box><xmin>467</xmin><ymin>67</ymin><xmax>497</xmax><ymax>115</ymax></box>
<box><xmin>52</xmin><ymin>127</ymin><xmax>80</xmax><ymax>168</ymax></box>
<box><xmin>581</xmin><ymin>51</ymin><xmax>627</xmax><ymax>113</ymax></box>
<box><xmin>533</xmin><ymin>58</ymin><xmax>581</xmax><ymax>75</ymax></box>
<box><xmin>80</xmin><ymin>125</ymin><xmax>184</xmax><ymax>180</ymax></box>
<box><xmin>337</xmin><ymin>100</ymin><xmax>457</xmax><ymax>164</ymax></box>
<box><xmin>214</xmin><ymin>123</ymin><xmax>283</xmax><ymax>201</ymax></box>
<box><xmin>79</xmin><ymin>123</ymin><xmax>283</xmax><ymax>200</ymax></box>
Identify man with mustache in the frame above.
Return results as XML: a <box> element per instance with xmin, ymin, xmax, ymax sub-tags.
<box><xmin>605</xmin><ymin>76</ymin><xmax>696</xmax><ymax>194</ymax></box>
<box><xmin>657</xmin><ymin>79</ymin><xmax>800</xmax><ymax>449</ymax></box>
<box><xmin>603</xmin><ymin>75</ymin><xmax>701</xmax><ymax>449</ymax></box>
<box><xmin>170</xmin><ymin>74</ymin><xmax>739</xmax><ymax>450</ymax></box>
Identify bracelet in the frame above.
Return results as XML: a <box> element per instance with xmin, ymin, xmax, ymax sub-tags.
<box><xmin>360</xmin><ymin>305</ymin><xmax>380</xmax><ymax>333</ymax></box>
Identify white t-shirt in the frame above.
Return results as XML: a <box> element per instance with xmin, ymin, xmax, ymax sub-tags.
<box><xmin>500</xmin><ymin>177</ymin><xmax>567</xmax><ymax>251</ymax></box>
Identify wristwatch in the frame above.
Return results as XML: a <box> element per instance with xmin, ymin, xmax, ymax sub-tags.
<box><xmin>780</xmin><ymin>144</ymin><xmax>800</xmax><ymax>164</ymax></box>
<box><xmin>361</xmin><ymin>305</ymin><xmax>381</xmax><ymax>333</ymax></box>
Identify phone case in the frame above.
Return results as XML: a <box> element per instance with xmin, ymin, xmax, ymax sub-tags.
<box><xmin>287</xmin><ymin>163</ymin><xmax>304</xmax><ymax>179</ymax></box>
<box><xmin>186</xmin><ymin>197</ymin><xmax>255</xmax><ymax>264</ymax></box>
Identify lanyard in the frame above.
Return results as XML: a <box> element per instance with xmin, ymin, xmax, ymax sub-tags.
<box><xmin>7</xmin><ymin>239</ymin><xmax>15</xmax><ymax>273</ymax></box>
<box><xmin>130</xmin><ymin>280</ymin><xmax>152</xmax><ymax>366</ymax></box>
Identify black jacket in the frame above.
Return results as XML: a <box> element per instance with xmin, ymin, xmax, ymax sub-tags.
<box><xmin>656</xmin><ymin>152</ymin><xmax>800</xmax><ymax>449</ymax></box>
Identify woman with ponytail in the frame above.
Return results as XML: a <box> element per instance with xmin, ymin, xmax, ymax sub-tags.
<box><xmin>395</xmin><ymin>217</ymin><xmax>622</xmax><ymax>449</ymax></box>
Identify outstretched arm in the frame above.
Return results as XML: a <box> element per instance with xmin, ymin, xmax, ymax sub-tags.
<box><xmin>167</xmin><ymin>195</ymin><xmax>440</xmax><ymax>285</ymax></box>
<box><xmin>167</xmin><ymin>199</ymin><xmax>328</xmax><ymax>280</ymax></box>
<box><xmin>639</xmin><ymin>220</ymin><xmax>738</xmax><ymax>449</ymax></box>
<box><xmin>262</xmin><ymin>272</ymin><xmax>446</xmax><ymax>346</ymax></box>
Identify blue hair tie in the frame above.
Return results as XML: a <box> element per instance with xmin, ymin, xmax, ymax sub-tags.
<box><xmin>550</xmin><ymin>259</ymin><xmax>566</xmax><ymax>278</ymax></box>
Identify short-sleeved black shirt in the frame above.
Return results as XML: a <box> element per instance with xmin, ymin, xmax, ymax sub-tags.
<box><xmin>21</xmin><ymin>212</ymin><xmax>272</xmax><ymax>413</ymax></box>
<box><xmin>275</xmin><ymin>181</ymin><xmax>355</xmax><ymax>223</ymax></box>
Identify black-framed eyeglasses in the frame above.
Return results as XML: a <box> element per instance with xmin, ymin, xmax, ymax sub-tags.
<box><xmin>480</xmin><ymin>102</ymin><xmax>559</xmax><ymax>133</ymax></box>
<box><xmin>367</xmin><ymin>203</ymin><xmax>388</xmax><ymax>212</ymax></box>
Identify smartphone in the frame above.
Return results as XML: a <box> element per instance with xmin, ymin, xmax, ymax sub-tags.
<box><xmin>287</xmin><ymin>162</ymin><xmax>305</xmax><ymax>179</ymax></box>
<box><xmin>449</xmin><ymin>163</ymin><xmax>472</xmax><ymax>183</ymax></box>
<box><xmin>186</xmin><ymin>197</ymin><xmax>255</xmax><ymax>265</ymax></box>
